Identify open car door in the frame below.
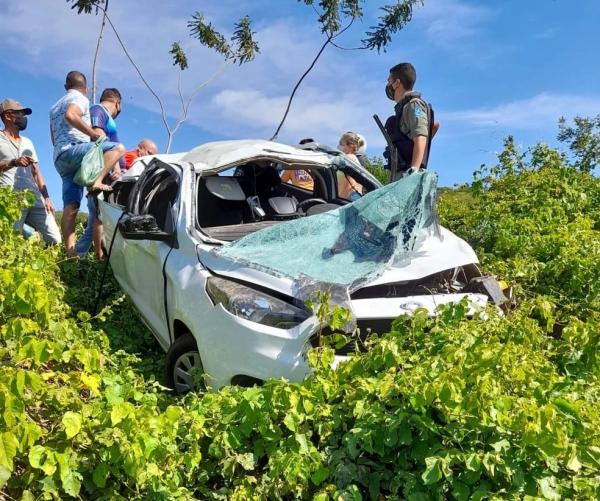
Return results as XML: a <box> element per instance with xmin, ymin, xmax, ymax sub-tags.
<box><xmin>111</xmin><ymin>161</ymin><xmax>181</xmax><ymax>347</ymax></box>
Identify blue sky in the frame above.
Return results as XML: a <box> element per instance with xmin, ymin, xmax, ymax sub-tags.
<box><xmin>1</xmin><ymin>0</ymin><xmax>599</xmax><ymax>209</ymax></box>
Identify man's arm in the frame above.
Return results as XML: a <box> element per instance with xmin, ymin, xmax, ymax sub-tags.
<box><xmin>64</xmin><ymin>103</ymin><xmax>103</xmax><ymax>140</ymax></box>
<box><xmin>1</xmin><ymin>156</ymin><xmax>31</xmax><ymax>172</ymax></box>
<box><xmin>30</xmin><ymin>161</ymin><xmax>54</xmax><ymax>214</ymax></box>
<box><xmin>0</xmin><ymin>158</ymin><xmax>15</xmax><ymax>172</ymax></box>
<box><xmin>411</xmin><ymin>136</ymin><xmax>427</xmax><ymax>169</ymax></box>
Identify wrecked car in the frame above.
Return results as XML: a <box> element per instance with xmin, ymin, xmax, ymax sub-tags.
<box><xmin>99</xmin><ymin>140</ymin><xmax>504</xmax><ymax>393</ymax></box>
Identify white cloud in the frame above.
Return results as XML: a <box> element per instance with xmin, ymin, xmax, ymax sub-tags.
<box><xmin>416</xmin><ymin>0</ymin><xmax>493</xmax><ymax>45</ymax></box>
<box><xmin>443</xmin><ymin>92</ymin><xmax>600</xmax><ymax>130</ymax></box>
<box><xmin>209</xmin><ymin>87</ymin><xmax>382</xmax><ymax>143</ymax></box>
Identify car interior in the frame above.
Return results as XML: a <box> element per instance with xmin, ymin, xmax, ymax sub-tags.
<box><xmin>196</xmin><ymin>161</ymin><xmax>345</xmax><ymax>241</ymax></box>
<box><xmin>106</xmin><ymin>157</ymin><xmax>377</xmax><ymax>243</ymax></box>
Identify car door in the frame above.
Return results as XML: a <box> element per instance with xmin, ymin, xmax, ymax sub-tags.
<box><xmin>118</xmin><ymin>162</ymin><xmax>181</xmax><ymax>346</ymax></box>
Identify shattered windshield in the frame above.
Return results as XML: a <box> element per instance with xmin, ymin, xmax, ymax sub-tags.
<box><xmin>213</xmin><ymin>171</ymin><xmax>439</xmax><ymax>289</ymax></box>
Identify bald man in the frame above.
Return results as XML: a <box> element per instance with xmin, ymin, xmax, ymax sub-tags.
<box><xmin>49</xmin><ymin>71</ymin><xmax>125</xmax><ymax>256</ymax></box>
<box><xmin>123</xmin><ymin>139</ymin><xmax>158</xmax><ymax>170</ymax></box>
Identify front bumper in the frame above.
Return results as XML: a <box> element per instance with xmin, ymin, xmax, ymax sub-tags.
<box><xmin>197</xmin><ymin>292</ymin><xmax>489</xmax><ymax>389</ymax></box>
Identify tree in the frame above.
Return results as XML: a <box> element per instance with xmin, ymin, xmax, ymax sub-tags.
<box><xmin>66</xmin><ymin>0</ymin><xmax>423</xmax><ymax>147</ymax></box>
<box><xmin>558</xmin><ymin>115</ymin><xmax>600</xmax><ymax>173</ymax></box>
<box><xmin>66</xmin><ymin>0</ymin><xmax>259</xmax><ymax>152</ymax></box>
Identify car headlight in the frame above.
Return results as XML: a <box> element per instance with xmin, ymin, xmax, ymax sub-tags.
<box><xmin>206</xmin><ymin>277</ymin><xmax>310</xmax><ymax>329</ymax></box>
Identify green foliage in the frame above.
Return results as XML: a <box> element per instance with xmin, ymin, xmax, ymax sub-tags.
<box><xmin>188</xmin><ymin>13</ymin><xmax>259</xmax><ymax>66</ymax></box>
<box><xmin>439</xmin><ymin>136</ymin><xmax>600</xmax><ymax>322</ymax></box>
<box><xmin>231</xmin><ymin>16</ymin><xmax>260</xmax><ymax>65</ymax></box>
<box><xmin>299</xmin><ymin>0</ymin><xmax>422</xmax><ymax>50</ymax></box>
<box><xmin>558</xmin><ymin>114</ymin><xmax>600</xmax><ymax>173</ymax></box>
<box><xmin>363</xmin><ymin>154</ymin><xmax>391</xmax><ymax>185</ymax></box>
<box><xmin>188</xmin><ymin>14</ymin><xmax>232</xmax><ymax>59</ymax></box>
<box><xmin>1</xmin><ymin>122</ymin><xmax>600</xmax><ymax>500</ymax></box>
<box><xmin>65</xmin><ymin>0</ymin><xmax>105</xmax><ymax>15</ymax></box>
<box><xmin>363</xmin><ymin>0</ymin><xmax>423</xmax><ymax>51</ymax></box>
<box><xmin>169</xmin><ymin>42</ymin><xmax>189</xmax><ymax>71</ymax></box>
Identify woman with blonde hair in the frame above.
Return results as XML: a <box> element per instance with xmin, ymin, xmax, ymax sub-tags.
<box><xmin>337</xmin><ymin>131</ymin><xmax>365</xmax><ymax>200</ymax></box>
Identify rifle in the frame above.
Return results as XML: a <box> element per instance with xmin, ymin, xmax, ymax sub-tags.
<box><xmin>373</xmin><ymin>114</ymin><xmax>399</xmax><ymax>181</ymax></box>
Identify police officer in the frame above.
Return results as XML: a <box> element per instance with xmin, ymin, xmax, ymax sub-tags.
<box><xmin>383</xmin><ymin>63</ymin><xmax>439</xmax><ymax>176</ymax></box>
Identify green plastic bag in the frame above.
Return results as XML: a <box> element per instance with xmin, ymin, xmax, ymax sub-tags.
<box><xmin>74</xmin><ymin>136</ymin><xmax>106</xmax><ymax>187</ymax></box>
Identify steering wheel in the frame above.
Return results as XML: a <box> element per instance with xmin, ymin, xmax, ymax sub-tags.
<box><xmin>296</xmin><ymin>198</ymin><xmax>327</xmax><ymax>212</ymax></box>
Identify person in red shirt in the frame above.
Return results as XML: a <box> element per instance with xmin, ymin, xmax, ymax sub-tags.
<box><xmin>123</xmin><ymin>139</ymin><xmax>158</xmax><ymax>170</ymax></box>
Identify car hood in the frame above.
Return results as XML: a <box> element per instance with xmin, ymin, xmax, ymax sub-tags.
<box><xmin>198</xmin><ymin>225</ymin><xmax>477</xmax><ymax>298</ymax></box>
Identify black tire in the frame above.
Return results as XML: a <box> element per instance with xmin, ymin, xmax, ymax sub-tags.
<box><xmin>165</xmin><ymin>333</ymin><xmax>205</xmax><ymax>394</ymax></box>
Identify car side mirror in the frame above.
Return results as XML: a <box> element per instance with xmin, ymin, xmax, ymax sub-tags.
<box><xmin>118</xmin><ymin>214</ymin><xmax>173</xmax><ymax>242</ymax></box>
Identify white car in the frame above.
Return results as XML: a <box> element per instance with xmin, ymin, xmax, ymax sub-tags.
<box><xmin>99</xmin><ymin>140</ymin><xmax>504</xmax><ymax>393</ymax></box>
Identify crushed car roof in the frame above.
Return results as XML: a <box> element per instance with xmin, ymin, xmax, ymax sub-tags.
<box><xmin>180</xmin><ymin>139</ymin><xmax>334</xmax><ymax>171</ymax></box>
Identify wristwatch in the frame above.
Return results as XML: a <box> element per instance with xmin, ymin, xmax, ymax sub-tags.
<box><xmin>10</xmin><ymin>158</ymin><xmax>17</xmax><ymax>167</ymax></box>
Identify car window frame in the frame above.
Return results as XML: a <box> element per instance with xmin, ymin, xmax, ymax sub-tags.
<box><xmin>128</xmin><ymin>159</ymin><xmax>182</xmax><ymax>233</ymax></box>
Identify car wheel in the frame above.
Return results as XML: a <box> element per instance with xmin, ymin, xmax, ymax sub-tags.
<box><xmin>165</xmin><ymin>333</ymin><xmax>205</xmax><ymax>394</ymax></box>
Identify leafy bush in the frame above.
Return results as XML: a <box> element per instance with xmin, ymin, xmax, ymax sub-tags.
<box><xmin>439</xmin><ymin>137</ymin><xmax>600</xmax><ymax>321</ymax></box>
<box><xmin>362</xmin><ymin>155</ymin><xmax>390</xmax><ymax>185</ymax></box>
<box><xmin>0</xmin><ymin>131</ymin><xmax>599</xmax><ymax>500</ymax></box>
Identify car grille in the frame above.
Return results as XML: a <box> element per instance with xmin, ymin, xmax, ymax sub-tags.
<box><xmin>350</xmin><ymin>269</ymin><xmax>463</xmax><ymax>300</ymax></box>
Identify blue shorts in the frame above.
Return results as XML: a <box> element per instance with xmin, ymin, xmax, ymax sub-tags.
<box><xmin>55</xmin><ymin>141</ymin><xmax>120</xmax><ymax>207</ymax></box>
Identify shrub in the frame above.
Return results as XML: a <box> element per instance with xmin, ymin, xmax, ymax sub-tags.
<box><xmin>0</xmin><ymin>130</ymin><xmax>599</xmax><ymax>500</ymax></box>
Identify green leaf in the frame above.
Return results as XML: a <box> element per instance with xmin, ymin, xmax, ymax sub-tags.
<box><xmin>0</xmin><ymin>432</ymin><xmax>19</xmax><ymax>471</ymax></box>
<box><xmin>93</xmin><ymin>463</ymin><xmax>110</xmax><ymax>488</ymax></box>
<box><xmin>237</xmin><ymin>452</ymin><xmax>255</xmax><ymax>471</ymax></box>
<box><xmin>538</xmin><ymin>476</ymin><xmax>561</xmax><ymax>500</ymax></box>
<box><xmin>20</xmin><ymin>490</ymin><xmax>35</xmax><ymax>501</ymax></box>
<box><xmin>62</xmin><ymin>411</ymin><xmax>83</xmax><ymax>439</ymax></box>
<box><xmin>311</xmin><ymin>466</ymin><xmax>330</xmax><ymax>486</ymax></box>
<box><xmin>0</xmin><ymin>465</ymin><xmax>11</xmax><ymax>488</ymax></box>
<box><xmin>28</xmin><ymin>445</ymin><xmax>56</xmax><ymax>476</ymax></box>
<box><xmin>451</xmin><ymin>480</ymin><xmax>470</xmax><ymax>501</ymax></box>
<box><xmin>283</xmin><ymin>412</ymin><xmax>298</xmax><ymax>432</ymax></box>
<box><xmin>295</xmin><ymin>433</ymin><xmax>309</xmax><ymax>454</ymax></box>
<box><xmin>110</xmin><ymin>403</ymin><xmax>130</xmax><ymax>426</ymax></box>
<box><xmin>56</xmin><ymin>450</ymin><xmax>82</xmax><ymax>497</ymax></box>
<box><xmin>491</xmin><ymin>439</ymin><xmax>510</xmax><ymax>452</ymax></box>
<box><xmin>421</xmin><ymin>456</ymin><xmax>443</xmax><ymax>485</ymax></box>
<box><xmin>465</xmin><ymin>453</ymin><xmax>481</xmax><ymax>472</ymax></box>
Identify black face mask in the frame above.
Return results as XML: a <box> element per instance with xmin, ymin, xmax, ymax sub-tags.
<box><xmin>14</xmin><ymin>116</ymin><xmax>28</xmax><ymax>131</ymax></box>
<box><xmin>385</xmin><ymin>83</ymin><xmax>395</xmax><ymax>101</ymax></box>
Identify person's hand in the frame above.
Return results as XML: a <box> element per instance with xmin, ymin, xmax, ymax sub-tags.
<box><xmin>90</xmin><ymin>130</ymin><xmax>106</xmax><ymax>141</ymax></box>
<box><xmin>110</xmin><ymin>167</ymin><xmax>122</xmax><ymax>182</ymax></box>
<box><xmin>14</xmin><ymin>155</ymin><xmax>33</xmax><ymax>167</ymax></box>
<box><xmin>43</xmin><ymin>197</ymin><xmax>55</xmax><ymax>215</ymax></box>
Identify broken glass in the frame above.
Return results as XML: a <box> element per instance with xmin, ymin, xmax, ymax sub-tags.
<box><xmin>213</xmin><ymin>171</ymin><xmax>440</xmax><ymax>290</ymax></box>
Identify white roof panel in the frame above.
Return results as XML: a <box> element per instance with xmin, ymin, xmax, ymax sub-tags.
<box><xmin>180</xmin><ymin>139</ymin><xmax>333</xmax><ymax>171</ymax></box>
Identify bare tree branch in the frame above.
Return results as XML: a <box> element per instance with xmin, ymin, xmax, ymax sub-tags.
<box><xmin>99</xmin><ymin>8</ymin><xmax>171</xmax><ymax>142</ymax></box>
<box><xmin>269</xmin><ymin>18</ymin><xmax>354</xmax><ymax>142</ymax></box>
<box><xmin>269</xmin><ymin>35</ymin><xmax>332</xmax><ymax>142</ymax></box>
<box><xmin>91</xmin><ymin>0</ymin><xmax>109</xmax><ymax>103</ymax></box>
<box><xmin>166</xmin><ymin>62</ymin><xmax>228</xmax><ymax>153</ymax></box>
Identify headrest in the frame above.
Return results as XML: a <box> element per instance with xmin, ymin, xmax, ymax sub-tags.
<box><xmin>205</xmin><ymin>176</ymin><xmax>246</xmax><ymax>201</ymax></box>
